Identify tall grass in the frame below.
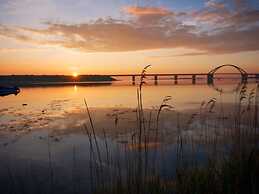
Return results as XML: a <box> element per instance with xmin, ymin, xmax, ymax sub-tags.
<box><xmin>81</xmin><ymin>67</ymin><xmax>259</xmax><ymax>194</ymax></box>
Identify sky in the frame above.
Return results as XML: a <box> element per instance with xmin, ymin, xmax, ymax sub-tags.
<box><xmin>0</xmin><ymin>0</ymin><xmax>259</xmax><ymax>75</ymax></box>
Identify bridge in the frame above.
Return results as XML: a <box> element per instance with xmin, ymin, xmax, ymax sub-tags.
<box><xmin>101</xmin><ymin>64</ymin><xmax>259</xmax><ymax>85</ymax></box>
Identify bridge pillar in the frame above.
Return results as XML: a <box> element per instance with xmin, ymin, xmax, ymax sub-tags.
<box><xmin>207</xmin><ymin>74</ymin><xmax>214</xmax><ymax>85</ymax></box>
<box><xmin>132</xmin><ymin>75</ymin><xmax>135</xmax><ymax>85</ymax></box>
<box><xmin>256</xmin><ymin>85</ymin><xmax>259</xmax><ymax>129</ymax></box>
<box><xmin>256</xmin><ymin>74</ymin><xmax>259</xmax><ymax>80</ymax></box>
<box><xmin>192</xmin><ymin>75</ymin><xmax>196</xmax><ymax>84</ymax></box>
<box><xmin>242</xmin><ymin>74</ymin><xmax>248</xmax><ymax>83</ymax></box>
<box><xmin>174</xmin><ymin>75</ymin><xmax>178</xmax><ymax>84</ymax></box>
<box><xmin>154</xmin><ymin>75</ymin><xmax>158</xmax><ymax>85</ymax></box>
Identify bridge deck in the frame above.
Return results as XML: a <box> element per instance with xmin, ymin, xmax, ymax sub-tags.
<box><xmin>96</xmin><ymin>73</ymin><xmax>258</xmax><ymax>77</ymax></box>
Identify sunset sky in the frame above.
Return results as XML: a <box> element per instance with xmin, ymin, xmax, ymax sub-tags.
<box><xmin>0</xmin><ymin>0</ymin><xmax>259</xmax><ymax>75</ymax></box>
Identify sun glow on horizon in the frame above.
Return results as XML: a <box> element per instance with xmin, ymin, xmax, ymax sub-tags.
<box><xmin>72</xmin><ymin>72</ymin><xmax>78</xmax><ymax>77</ymax></box>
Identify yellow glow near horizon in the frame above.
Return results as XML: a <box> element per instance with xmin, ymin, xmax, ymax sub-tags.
<box><xmin>72</xmin><ymin>72</ymin><xmax>78</xmax><ymax>77</ymax></box>
<box><xmin>0</xmin><ymin>46</ymin><xmax>258</xmax><ymax>75</ymax></box>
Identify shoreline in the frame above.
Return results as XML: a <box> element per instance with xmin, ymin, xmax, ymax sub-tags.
<box><xmin>0</xmin><ymin>102</ymin><xmax>257</xmax><ymax>143</ymax></box>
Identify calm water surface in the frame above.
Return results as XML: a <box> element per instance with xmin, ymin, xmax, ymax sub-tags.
<box><xmin>1</xmin><ymin>81</ymin><xmax>256</xmax><ymax>110</ymax></box>
<box><xmin>0</xmin><ymin>80</ymin><xmax>257</xmax><ymax>137</ymax></box>
<box><xmin>0</xmin><ymin>80</ymin><xmax>258</xmax><ymax>194</ymax></box>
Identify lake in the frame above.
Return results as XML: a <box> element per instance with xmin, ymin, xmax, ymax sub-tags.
<box><xmin>0</xmin><ymin>79</ymin><xmax>258</xmax><ymax>194</ymax></box>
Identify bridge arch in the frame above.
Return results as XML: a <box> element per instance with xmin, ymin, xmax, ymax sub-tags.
<box><xmin>207</xmin><ymin>64</ymin><xmax>248</xmax><ymax>85</ymax></box>
<box><xmin>208</xmin><ymin>64</ymin><xmax>247</xmax><ymax>76</ymax></box>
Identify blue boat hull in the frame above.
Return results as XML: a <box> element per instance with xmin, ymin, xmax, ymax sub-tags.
<box><xmin>0</xmin><ymin>87</ymin><xmax>20</xmax><ymax>97</ymax></box>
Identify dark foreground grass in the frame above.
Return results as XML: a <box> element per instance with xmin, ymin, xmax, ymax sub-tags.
<box><xmin>174</xmin><ymin>148</ymin><xmax>259</xmax><ymax>194</ymax></box>
<box><xmin>93</xmin><ymin>151</ymin><xmax>259</xmax><ymax>194</ymax></box>
<box><xmin>86</xmin><ymin>67</ymin><xmax>259</xmax><ymax>194</ymax></box>
<box><xmin>89</xmin><ymin>123</ymin><xmax>259</xmax><ymax>193</ymax></box>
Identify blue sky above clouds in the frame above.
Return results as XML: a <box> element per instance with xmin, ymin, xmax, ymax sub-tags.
<box><xmin>0</xmin><ymin>0</ymin><xmax>258</xmax><ymax>26</ymax></box>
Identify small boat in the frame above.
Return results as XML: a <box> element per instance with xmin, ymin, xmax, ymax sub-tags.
<box><xmin>0</xmin><ymin>86</ymin><xmax>20</xmax><ymax>97</ymax></box>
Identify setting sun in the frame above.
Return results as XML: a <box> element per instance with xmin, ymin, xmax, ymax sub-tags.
<box><xmin>72</xmin><ymin>72</ymin><xmax>78</xmax><ymax>77</ymax></box>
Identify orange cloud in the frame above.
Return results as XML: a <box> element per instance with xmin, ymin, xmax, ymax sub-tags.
<box><xmin>1</xmin><ymin>4</ymin><xmax>259</xmax><ymax>55</ymax></box>
<box><xmin>123</xmin><ymin>6</ymin><xmax>173</xmax><ymax>16</ymax></box>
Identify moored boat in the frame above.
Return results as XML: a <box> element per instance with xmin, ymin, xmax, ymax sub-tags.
<box><xmin>0</xmin><ymin>86</ymin><xmax>20</xmax><ymax>96</ymax></box>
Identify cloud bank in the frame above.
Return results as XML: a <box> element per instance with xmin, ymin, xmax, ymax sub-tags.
<box><xmin>0</xmin><ymin>0</ymin><xmax>259</xmax><ymax>55</ymax></box>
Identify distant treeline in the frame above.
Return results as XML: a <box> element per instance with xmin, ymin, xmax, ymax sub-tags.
<box><xmin>0</xmin><ymin>75</ymin><xmax>116</xmax><ymax>86</ymax></box>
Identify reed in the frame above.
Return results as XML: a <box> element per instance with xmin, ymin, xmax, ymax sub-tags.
<box><xmin>85</xmin><ymin>69</ymin><xmax>259</xmax><ymax>194</ymax></box>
